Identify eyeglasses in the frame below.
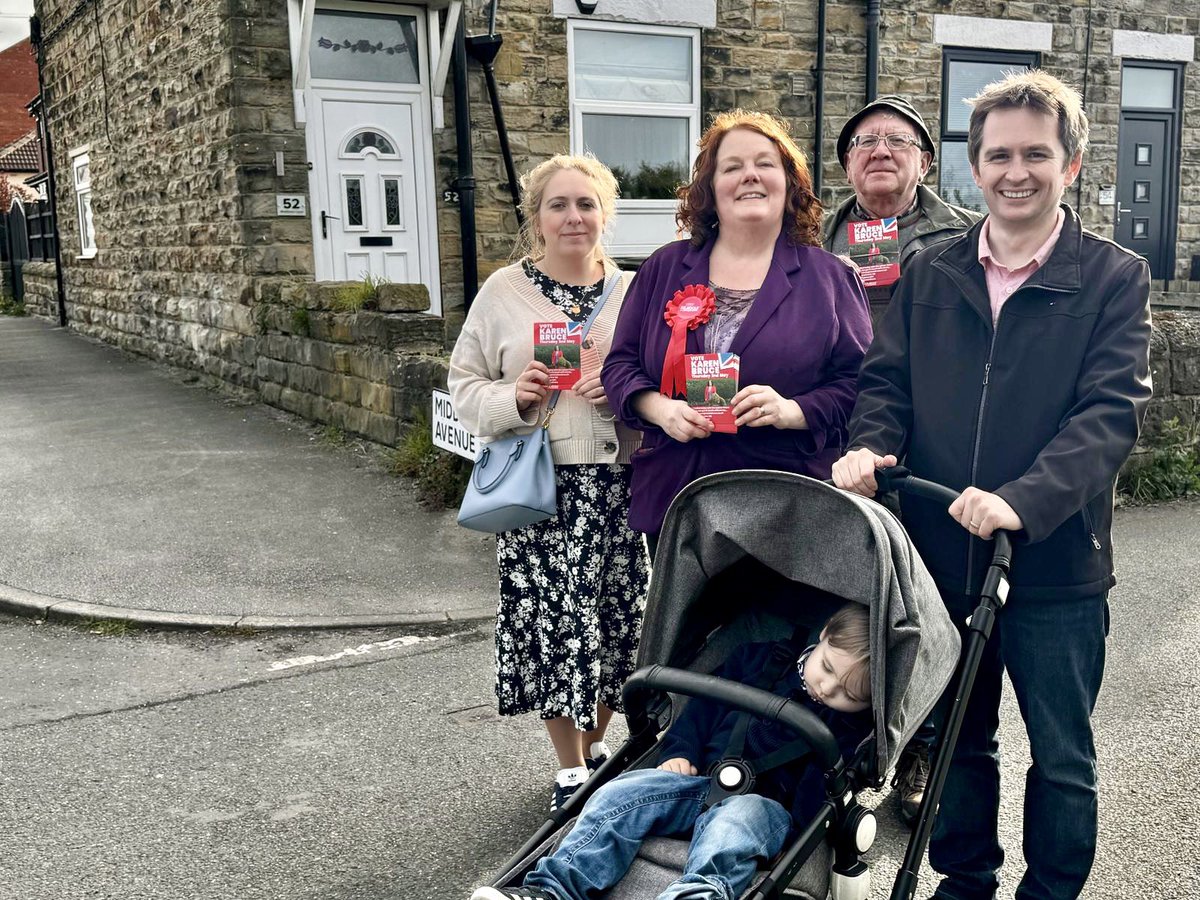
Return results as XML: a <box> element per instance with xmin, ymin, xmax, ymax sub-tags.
<box><xmin>849</xmin><ymin>133</ymin><xmax>924</xmax><ymax>152</ymax></box>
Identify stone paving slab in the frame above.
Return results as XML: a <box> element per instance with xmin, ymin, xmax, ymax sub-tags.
<box><xmin>0</xmin><ymin>317</ymin><xmax>496</xmax><ymax>628</ymax></box>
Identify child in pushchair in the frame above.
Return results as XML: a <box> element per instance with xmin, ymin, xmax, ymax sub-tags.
<box><xmin>474</xmin><ymin>604</ymin><xmax>873</xmax><ymax>900</ymax></box>
<box><xmin>473</xmin><ymin>470</ymin><xmax>961</xmax><ymax>900</ymax></box>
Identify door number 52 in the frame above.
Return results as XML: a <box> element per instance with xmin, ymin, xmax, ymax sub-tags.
<box><xmin>276</xmin><ymin>194</ymin><xmax>307</xmax><ymax>216</ymax></box>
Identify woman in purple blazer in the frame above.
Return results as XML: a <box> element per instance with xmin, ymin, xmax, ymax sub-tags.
<box><xmin>602</xmin><ymin>111</ymin><xmax>873</xmax><ymax>545</ymax></box>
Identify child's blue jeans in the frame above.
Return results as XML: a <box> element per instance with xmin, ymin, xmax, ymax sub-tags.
<box><xmin>524</xmin><ymin>768</ymin><xmax>792</xmax><ymax>900</ymax></box>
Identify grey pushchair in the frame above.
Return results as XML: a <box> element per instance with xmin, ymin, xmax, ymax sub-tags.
<box><xmin>478</xmin><ymin>470</ymin><xmax>969</xmax><ymax>899</ymax></box>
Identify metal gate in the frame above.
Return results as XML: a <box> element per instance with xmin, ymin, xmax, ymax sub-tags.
<box><xmin>2</xmin><ymin>201</ymin><xmax>30</xmax><ymax>304</ymax></box>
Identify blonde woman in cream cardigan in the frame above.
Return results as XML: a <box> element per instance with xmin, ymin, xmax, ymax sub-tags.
<box><xmin>448</xmin><ymin>155</ymin><xmax>648</xmax><ymax>812</ymax></box>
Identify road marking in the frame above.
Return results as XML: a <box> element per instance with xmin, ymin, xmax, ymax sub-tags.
<box><xmin>267</xmin><ymin>634</ymin><xmax>451</xmax><ymax>671</ymax></box>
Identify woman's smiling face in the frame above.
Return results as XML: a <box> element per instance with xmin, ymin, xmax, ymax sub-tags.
<box><xmin>711</xmin><ymin>128</ymin><xmax>787</xmax><ymax>233</ymax></box>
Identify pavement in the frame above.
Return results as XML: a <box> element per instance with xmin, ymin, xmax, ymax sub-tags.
<box><xmin>0</xmin><ymin>316</ymin><xmax>497</xmax><ymax>629</ymax></box>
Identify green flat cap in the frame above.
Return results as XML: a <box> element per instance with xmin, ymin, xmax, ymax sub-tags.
<box><xmin>836</xmin><ymin>95</ymin><xmax>936</xmax><ymax>169</ymax></box>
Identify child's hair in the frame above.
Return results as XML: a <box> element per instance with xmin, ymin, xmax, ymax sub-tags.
<box><xmin>822</xmin><ymin>603</ymin><xmax>871</xmax><ymax>701</ymax></box>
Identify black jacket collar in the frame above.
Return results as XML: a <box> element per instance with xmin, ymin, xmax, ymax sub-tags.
<box><xmin>932</xmin><ymin>203</ymin><xmax>1083</xmax><ymax>293</ymax></box>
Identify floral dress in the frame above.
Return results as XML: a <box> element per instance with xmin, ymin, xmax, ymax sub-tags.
<box><xmin>491</xmin><ymin>260</ymin><xmax>650</xmax><ymax>731</ymax></box>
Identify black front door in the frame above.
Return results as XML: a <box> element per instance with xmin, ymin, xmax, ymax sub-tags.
<box><xmin>1115</xmin><ymin>113</ymin><xmax>1173</xmax><ymax>278</ymax></box>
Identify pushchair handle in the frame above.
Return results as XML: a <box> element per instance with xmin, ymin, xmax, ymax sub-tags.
<box><xmin>874</xmin><ymin>466</ymin><xmax>1013</xmax><ymax>565</ymax></box>
<box><xmin>622</xmin><ymin>665</ymin><xmax>842</xmax><ymax>773</ymax></box>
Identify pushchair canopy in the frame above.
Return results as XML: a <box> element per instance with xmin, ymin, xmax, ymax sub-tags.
<box><xmin>637</xmin><ymin>470</ymin><xmax>961</xmax><ymax>782</ymax></box>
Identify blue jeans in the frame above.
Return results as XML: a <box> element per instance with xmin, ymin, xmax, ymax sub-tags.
<box><xmin>930</xmin><ymin>591</ymin><xmax>1109</xmax><ymax>900</ymax></box>
<box><xmin>525</xmin><ymin>768</ymin><xmax>792</xmax><ymax>900</ymax></box>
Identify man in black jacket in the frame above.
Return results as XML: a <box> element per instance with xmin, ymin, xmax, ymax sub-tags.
<box><xmin>833</xmin><ymin>70</ymin><xmax>1152</xmax><ymax>900</ymax></box>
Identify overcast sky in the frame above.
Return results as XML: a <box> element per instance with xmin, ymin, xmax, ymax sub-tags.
<box><xmin>0</xmin><ymin>0</ymin><xmax>35</xmax><ymax>52</ymax></box>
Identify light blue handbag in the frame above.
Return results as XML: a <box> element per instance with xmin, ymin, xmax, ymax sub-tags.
<box><xmin>457</xmin><ymin>274</ymin><xmax>621</xmax><ymax>533</ymax></box>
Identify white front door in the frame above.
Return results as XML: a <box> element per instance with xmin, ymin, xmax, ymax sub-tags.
<box><xmin>305</xmin><ymin>4</ymin><xmax>440</xmax><ymax>310</ymax></box>
<box><xmin>315</xmin><ymin>93</ymin><xmax>423</xmax><ymax>283</ymax></box>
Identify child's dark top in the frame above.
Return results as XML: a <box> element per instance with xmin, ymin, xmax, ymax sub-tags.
<box><xmin>656</xmin><ymin>640</ymin><xmax>872</xmax><ymax>830</ymax></box>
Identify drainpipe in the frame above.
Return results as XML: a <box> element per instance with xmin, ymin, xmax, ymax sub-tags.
<box><xmin>466</xmin><ymin>3</ymin><xmax>524</xmax><ymax>227</ymax></box>
<box><xmin>451</xmin><ymin>14</ymin><xmax>479</xmax><ymax>310</ymax></box>
<box><xmin>813</xmin><ymin>0</ymin><xmax>828</xmax><ymax>198</ymax></box>
<box><xmin>864</xmin><ymin>0</ymin><xmax>881</xmax><ymax>104</ymax></box>
<box><xmin>30</xmin><ymin>15</ymin><xmax>68</xmax><ymax>327</ymax></box>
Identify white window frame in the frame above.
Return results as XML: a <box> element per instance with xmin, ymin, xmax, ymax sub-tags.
<box><xmin>69</xmin><ymin>145</ymin><xmax>97</xmax><ymax>259</ymax></box>
<box><xmin>567</xmin><ymin>19</ymin><xmax>701</xmax><ymax>258</ymax></box>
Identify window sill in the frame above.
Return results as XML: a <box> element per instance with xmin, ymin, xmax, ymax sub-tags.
<box><xmin>76</xmin><ymin>250</ymin><xmax>98</xmax><ymax>260</ymax></box>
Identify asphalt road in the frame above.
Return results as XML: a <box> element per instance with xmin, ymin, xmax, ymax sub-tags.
<box><xmin>1</xmin><ymin>500</ymin><xmax>1197</xmax><ymax>900</ymax></box>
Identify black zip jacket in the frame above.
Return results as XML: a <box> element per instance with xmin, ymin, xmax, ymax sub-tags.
<box><xmin>847</xmin><ymin>205</ymin><xmax>1152</xmax><ymax>600</ymax></box>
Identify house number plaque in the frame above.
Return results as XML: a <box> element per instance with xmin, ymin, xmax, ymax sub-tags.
<box><xmin>276</xmin><ymin>194</ymin><xmax>307</xmax><ymax>216</ymax></box>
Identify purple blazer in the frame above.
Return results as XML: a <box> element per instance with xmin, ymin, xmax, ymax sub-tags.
<box><xmin>601</xmin><ymin>232</ymin><xmax>872</xmax><ymax>533</ymax></box>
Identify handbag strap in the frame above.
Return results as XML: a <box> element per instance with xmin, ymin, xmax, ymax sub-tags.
<box><xmin>543</xmin><ymin>272</ymin><xmax>622</xmax><ymax>421</ymax></box>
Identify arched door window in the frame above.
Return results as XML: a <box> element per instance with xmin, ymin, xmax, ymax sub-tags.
<box><xmin>342</xmin><ymin>129</ymin><xmax>399</xmax><ymax>158</ymax></box>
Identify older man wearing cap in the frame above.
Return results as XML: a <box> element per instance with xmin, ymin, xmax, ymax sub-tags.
<box><xmin>824</xmin><ymin>96</ymin><xmax>980</xmax><ymax>318</ymax></box>
<box><xmin>823</xmin><ymin>96</ymin><xmax>979</xmax><ymax>829</ymax></box>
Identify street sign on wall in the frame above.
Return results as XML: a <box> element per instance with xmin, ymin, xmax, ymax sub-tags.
<box><xmin>431</xmin><ymin>390</ymin><xmax>478</xmax><ymax>461</ymax></box>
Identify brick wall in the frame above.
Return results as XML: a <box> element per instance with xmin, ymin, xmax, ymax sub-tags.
<box><xmin>0</xmin><ymin>39</ymin><xmax>39</xmax><ymax>147</ymax></box>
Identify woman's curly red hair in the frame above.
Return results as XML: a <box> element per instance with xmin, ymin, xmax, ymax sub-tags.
<box><xmin>676</xmin><ymin>110</ymin><xmax>822</xmax><ymax>248</ymax></box>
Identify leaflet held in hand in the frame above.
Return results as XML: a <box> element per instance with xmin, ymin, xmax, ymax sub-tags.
<box><xmin>685</xmin><ymin>352</ymin><xmax>740</xmax><ymax>433</ymax></box>
<box><xmin>534</xmin><ymin>321</ymin><xmax>583</xmax><ymax>389</ymax></box>
<box><xmin>846</xmin><ymin>217</ymin><xmax>901</xmax><ymax>288</ymax></box>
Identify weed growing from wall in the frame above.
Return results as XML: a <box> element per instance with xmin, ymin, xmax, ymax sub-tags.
<box><xmin>0</xmin><ymin>296</ymin><xmax>27</xmax><ymax>316</ymax></box>
<box><xmin>333</xmin><ymin>273</ymin><xmax>390</xmax><ymax>312</ymax></box>
<box><xmin>1119</xmin><ymin>417</ymin><xmax>1200</xmax><ymax>503</ymax></box>
<box><xmin>389</xmin><ymin>410</ymin><xmax>470</xmax><ymax>508</ymax></box>
<box><xmin>290</xmin><ymin>306</ymin><xmax>312</xmax><ymax>336</ymax></box>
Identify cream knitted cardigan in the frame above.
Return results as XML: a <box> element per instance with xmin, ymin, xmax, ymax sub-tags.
<box><xmin>448</xmin><ymin>260</ymin><xmax>642</xmax><ymax>466</ymax></box>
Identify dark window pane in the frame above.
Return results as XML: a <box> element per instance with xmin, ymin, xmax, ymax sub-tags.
<box><xmin>581</xmin><ymin>114</ymin><xmax>688</xmax><ymax>200</ymax></box>
<box><xmin>938</xmin><ymin>140</ymin><xmax>984</xmax><ymax>213</ymax></box>
<box><xmin>384</xmin><ymin>178</ymin><xmax>401</xmax><ymax>226</ymax></box>
<box><xmin>345</xmin><ymin>131</ymin><xmax>396</xmax><ymax>156</ymax></box>
<box><xmin>346</xmin><ymin>178</ymin><xmax>363</xmax><ymax>226</ymax></box>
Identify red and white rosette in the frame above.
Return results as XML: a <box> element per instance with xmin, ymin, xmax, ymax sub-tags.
<box><xmin>660</xmin><ymin>284</ymin><xmax>716</xmax><ymax>397</ymax></box>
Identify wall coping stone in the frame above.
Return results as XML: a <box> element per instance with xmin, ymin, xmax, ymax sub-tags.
<box><xmin>377</xmin><ymin>283</ymin><xmax>431</xmax><ymax>313</ymax></box>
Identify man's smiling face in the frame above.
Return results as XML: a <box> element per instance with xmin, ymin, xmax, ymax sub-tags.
<box><xmin>971</xmin><ymin>106</ymin><xmax>1081</xmax><ymax>232</ymax></box>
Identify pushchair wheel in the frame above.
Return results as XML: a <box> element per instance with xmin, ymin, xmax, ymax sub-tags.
<box><xmin>849</xmin><ymin>806</ymin><xmax>876</xmax><ymax>854</ymax></box>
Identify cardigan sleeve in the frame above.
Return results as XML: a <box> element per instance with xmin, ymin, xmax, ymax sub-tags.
<box><xmin>791</xmin><ymin>263</ymin><xmax>874</xmax><ymax>454</ymax></box>
<box><xmin>447</xmin><ymin>283</ymin><xmax>540</xmax><ymax>440</ymax></box>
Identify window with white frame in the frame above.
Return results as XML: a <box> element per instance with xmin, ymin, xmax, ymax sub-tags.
<box><xmin>939</xmin><ymin>48</ymin><xmax>1038</xmax><ymax>213</ymax></box>
<box><xmin>70</xmin><ymin>147</ymin><xmax>96</xmax><ymax>258</ymax></box>
<box><xmin>568</xmin><ymin>20</ymin><xmax>700</xmax><ymax>257</ymax></box>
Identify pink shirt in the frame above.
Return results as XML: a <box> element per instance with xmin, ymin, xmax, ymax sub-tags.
<box><xmin>977</xmin><ymin>209</ymin><xmax>1065</xmax><ymax>324</ymax></box>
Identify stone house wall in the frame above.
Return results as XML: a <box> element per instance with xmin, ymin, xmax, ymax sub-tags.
<box><xmin>458</xmin><ymin>0</ymin><xmax>1197</xmax><ymax>287</ymax></box>
<box><xmin>34</xmin><ymin>0</ymin><xmax>311</xmax><ymax>389</ymax></box>
<box><xmin>32</xmin><ymin>0</ymin><xmax>451</xmax><ymax>444</ymax></box>
<box><xmin>30</xmin><ymin>0</ymin><xmax>1197</xmax><ymax>451</ymax></box>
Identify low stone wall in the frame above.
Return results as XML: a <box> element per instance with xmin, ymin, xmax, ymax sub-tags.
<box><xmin>252</xmin><ymin>280</ymin><xmax>448</xmax><ymax>447</ymax></box>
<box><xmin>18</xmin><ymin>262</ymin><xmax>1200</xmax><ymax>457</ymax></box>
<box><xmin>20</xmin><ymin>262</ymin><xmax>56</xmax><ymax>319</ymax></box>
<box><xmin>20</xmin><ymin>263</ymin><xmax>451</xmax><ymax>448</ymax></box>
<box><xmin>1148</xmin><ymin>309</ymin><xmax>1200</xmax><ymax>440</ymax></box>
